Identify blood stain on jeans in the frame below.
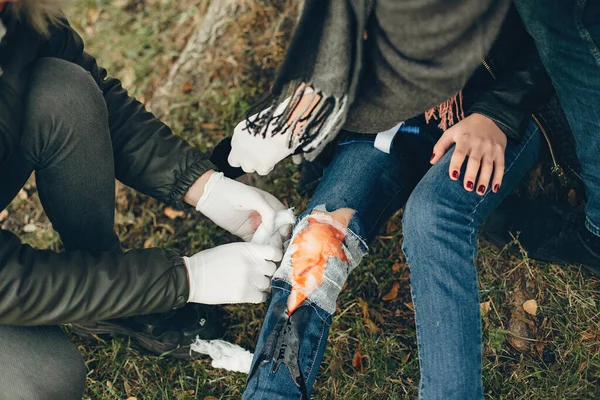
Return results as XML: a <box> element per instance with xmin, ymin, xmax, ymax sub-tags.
<box><xmin>287</xmin><ymin>216</ymin><xmax>348</xmax><ymax>315</ymax></box>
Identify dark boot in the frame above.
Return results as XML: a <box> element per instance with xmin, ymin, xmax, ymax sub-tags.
<box><xmin>483</xmin><ymin>194</ymin><xmax>600</xmax><ymax>277</ymax></box>
<box><xmin>68</xmin><ymin>304</ymin><xmax>225</xmax><ymax>360</ymax></box>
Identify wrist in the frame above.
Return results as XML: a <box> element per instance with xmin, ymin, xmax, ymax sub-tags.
<box><xmin>183</xmin><ymin>170</ymin><xmax>215</xmax><ymax>208</ymax></box>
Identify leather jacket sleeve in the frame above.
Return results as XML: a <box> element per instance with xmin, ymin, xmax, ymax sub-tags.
<box><xmin>40</xmin><ymin>20</ymin><xmax>216</xmax><ymax>209</ymax></box>
<box><xmin>0</xmin><ymin>20</ymin><xmax>203</xmax><ymax>326</ymax></box>
<box><xmin>0</xmin><ymin>230</ymin><xmax>189</xmax><ymax>326</ymax></box>
<box><xmin>467</xmin><ymin>10</ymin><xmax>554</xmax><ymax>141</ymax></box>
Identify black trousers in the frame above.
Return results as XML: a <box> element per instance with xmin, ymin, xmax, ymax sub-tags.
<box><xmin>0</xmin><ymin>57</ymin><xmax>122</xmax><ymax>399</ymax></box>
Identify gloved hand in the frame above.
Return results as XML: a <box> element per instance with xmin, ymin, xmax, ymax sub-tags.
<box><xmin>228</xmin><ymin>87</ymin><xmax>317</xmax><ymax>175</ymax></box>
<box><xmin>195</xmin><ymin>172</ymin><xmax>288</xmax><ymax>242</ymax></box>
<box><xmin>184</xmin><ymin>242</ymin><xmax>283</xmax><ymax>304</ymax></box>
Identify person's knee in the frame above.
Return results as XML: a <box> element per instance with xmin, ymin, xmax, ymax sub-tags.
<box><xmin>402</xmin><ymin>180</ymin><xmax>466</xmax><ymax>254</ymax></box>
<box><xmin>275</xmin><ymin>206</ymin><xmax>365</xmax><ymax>315</ymax></box>
<box><xmin>402</xmin><ymin>184</ymin><xmax>439</xmax><ymax>245</ymax></box>
<box><xmin>22</xmin><ymin>58</ymin><xmax>107</xmax><ymax>166</ymax></box>
<box><xmin>43</xmin><ymin>347</ymin><xmax>87</xmax><ymax>400</ymax></box>
<box><xmin>0</xmin><ymin>326</ymin><xmax>86</xmax><ymax>400</ymax></box>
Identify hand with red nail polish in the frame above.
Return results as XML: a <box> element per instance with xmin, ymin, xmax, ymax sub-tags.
<box><xmin>430</xmin><ymin>113</ymin><xmax>507</xmax><ymax>196</ymax></box>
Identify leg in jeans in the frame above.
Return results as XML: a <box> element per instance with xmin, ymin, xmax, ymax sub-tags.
<box><xmin>0</xmin><ymin>57</ymin><xmax>119</xmax><ymax>399</ymax></box>
<box><xmin>243</xmin><ymin>124</ymin><xmax>439</xmax><ymax>399</ymax></box>
<box><xmin>401</xmin><ymin>121</ymin><xmax>541</xmax><ymax>399</ymax></box>
<box><xmin>514</xmin><ymin>0</ymin><xmax>600</xmax><ymax>236</ymax></box>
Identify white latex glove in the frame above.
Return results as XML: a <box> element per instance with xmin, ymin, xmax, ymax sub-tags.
<box><xmin>196</xmin><ymin>172</ymin><xmax>287</xmax><ymax>242</ymax></box>
<box><xmin>228</xmin><ymin>88</ymin><xmax>315</xmax><ymax>175</ymax></box>
<box><xmin>184</xmin><ymin>242</ymin><xmax>283</xmax><ymax>304</ymax></box>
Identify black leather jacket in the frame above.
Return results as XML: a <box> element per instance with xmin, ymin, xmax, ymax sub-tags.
<box><xmin>465</xmin><ymin>6</ymin><xmax>580</xmax><ymax>185</ymax></box>
<box><xmin>0</xmin><ymin>16</ymin><xmax>216</xmax><ymax>325</ymax></box>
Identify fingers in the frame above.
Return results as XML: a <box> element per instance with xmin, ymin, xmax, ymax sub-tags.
<box><xmin>258</xmin><ymin>189</ymin><xmax>287</xmax><ymax>212</ymax></box>
<box><xmin>491</xmin><ymin>155</ymin><xmax>505</xmax><ymax>193</ymax></box>
<box><xmin>243</xmin><ymin>191</ymin><xmax>277</xmax><ymax>233</ymax></box>
<box><xmin>448</xmin><ymin>145</ymin><xmax>468</xmax><ymax>181</ymax></box>
<box><xmin>248</xmin><ymin>243</ymin><xmax>284</xmax><ymax>263</ymax></box>
<box><xmin>476</xmin><ymin>157</ymin><xmax>494</xmax><ymax>195</ymax></box>
<box><xmin>462</xmin><ymin>149</ymin><xmax>484</xmax><ymax>191</ymax></box>
<box><xmin>252</xmin><ymin>273</ymin><xmax>272</xmax><ymax>292</ymax></box>
<box><xmin>431</xmin><ymin>129</ymin><xmax>455</xmax><ymax>164</ymax></box>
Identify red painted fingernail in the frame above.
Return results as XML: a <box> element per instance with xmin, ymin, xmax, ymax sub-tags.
<box><xmin>478</xmin><ymin>185</ymin><xmax>485</xmax><ymax>194</ymax></box>
<box><xmin>452</xmin><ymin>170</ymin><xmax>459</xmax><ymax>179</ymax></box>
<box><xmin>430</xmin><ymin>153</ymin><xmax>436</xmax><ymax>161</ymax></box>
<box><xmin>467</xmin><ymin>181</ymin><xmax>474</xmax><ymax>190</ymax></box>
<box><xmin>493</xmin><ymin>184</ymin><xmax>500</xmax><ymax>193</ymax></box>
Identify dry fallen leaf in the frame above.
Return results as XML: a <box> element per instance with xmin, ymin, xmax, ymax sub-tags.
<box><xmin>352</xmin><ymin>350</ymin><xmax>363</xmax><ymax>370</ymax></box>
<box><xmin>480</xmin><ymin>301</ymin><xmax>491</xmax><ymax>316</ymax></box>
<box><xmin>0</xmin><ymin>209</ymin><xmax>8</xmax><ymax>222</ymax></box>
<box><xmin>391</xmin><ymin>262</ymin><xmax>402</xmax><ymax>273</ymax></box>
<box><xmin>358</xmin><ymin>298</ymin><xmax>369</xmax><ymax>321</ymax></box>
<box><xmin>182</xmin><ymin>81</ymin><xmax>194</xmax><ymax>93</ymax></box>
<box><xmin>402</xmin><ymin>352</ymin><xmax>411</xmax><ymax>364</ymax></box>
<box><xmin>535</xmin><ymin>343</ymin><xmax>545</xmax><ymax>358</ymax></box>
<box><xmin>164</xmin><ymin>206</ymin><xmax>185</xmax><ymax>219</ymax></box>
<box><xmin>382</xmin><ymin>282</ymin><xmax>400</xmax><ymax>301</ymax></box>
<box><xmin>143</xmin><ymin>239</ymin><xmax>153</xmax><ymax>248</ymax></box>
<box><xmin>126</xmin><ymin>397</ymin><xmax>138</xmax><ymax>400</ymax></box>
<box><xmin>365</xmin><ymin>318</ymin><xmax>382</xmax><ymax>334</ymax></box>
<box><xmin>201</xmin><ymin>122</ymin><xmax>219</xmax><ymax>130</ymax></box>
<box><xmin>523</xmin><ymin>299</ymin><xmax>538</xmax><ymax>316</ymax></box>
<box><xmin>18</xmin><ymin>189</ymin><xmax>28</xmax><ymax>200</ymax></box>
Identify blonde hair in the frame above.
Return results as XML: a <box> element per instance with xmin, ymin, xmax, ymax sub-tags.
<box><xmin>8</xmin><ymin>0</ymin><xmax>71</xmax><ymax>36</ymax></box>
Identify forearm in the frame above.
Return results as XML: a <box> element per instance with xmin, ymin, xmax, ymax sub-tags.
<box><xmin>0</xmin><ymin>230</ymin><xmax>188</xmax><ymax>326</ymax></box>
<box><xmin>183</xmin><ymin>169</ymin><xmax>215</xmax><ymax>207</ymax></box>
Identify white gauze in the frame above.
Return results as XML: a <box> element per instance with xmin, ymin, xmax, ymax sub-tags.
<box><xmin>273</xmin><ymin>209</ymin><xmax>366</xmax><ymax>315</ymax></box>
<box><xmin>190</xmin><ymin>338</ymin><xmax>253</xmax><ymax>373</ymax></box>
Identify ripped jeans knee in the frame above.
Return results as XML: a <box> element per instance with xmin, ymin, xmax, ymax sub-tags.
<box><xmin>243</xmin><ymin>207</ymin><xmax>367</xmax><ymax>400</ymax></box>
<box><xmin>274</xmin><ymin>205</ymin><xmax>368</xmax><ymax>316</ymax></box>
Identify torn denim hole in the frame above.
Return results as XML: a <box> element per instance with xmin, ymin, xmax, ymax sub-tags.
<box><xmin>247</xmin><ymin>295</ymin><xmax>315</xmax><ymax>400</ymax></box>
<box><xmin>273</xmin><ymin>210</ymin><xmax>367</xmax><ymax>316</ymax></box>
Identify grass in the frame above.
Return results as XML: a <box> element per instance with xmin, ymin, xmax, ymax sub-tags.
<box><xmin>2</xmin><ymin>1</ymin><xmax>599</xmax><ymax>398</ymax></box>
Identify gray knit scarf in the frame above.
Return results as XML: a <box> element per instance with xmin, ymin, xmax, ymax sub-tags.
<box><xmin>247</xmin><ymin>0</ymin><xmax>372</xmax><ymax>160</ymax></box>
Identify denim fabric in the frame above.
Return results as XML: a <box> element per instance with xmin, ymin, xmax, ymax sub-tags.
<box><xmin>514</xmin><ymin>0</ymin><xmax>600</xmax><ymax>236</ymax></box>
<box><xmin>243</xmin><ymin>122</ymin><xmax>440</xmax><ymax>399</ymax></box>
<box><xmin>244</xmin><ymin>120</ymin><xmax>541</xmax><ymax>399</ymax></box>
<box><xmin>402</xmin><ymin>121</ymin><xmax>541</xmax><ymax>399</ymax></box>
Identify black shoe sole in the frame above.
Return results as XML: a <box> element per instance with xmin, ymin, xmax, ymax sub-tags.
<box><xmin>67</xmin><ymin>321</ymin><xmax>202</xmax><ymax>361</ymax></box>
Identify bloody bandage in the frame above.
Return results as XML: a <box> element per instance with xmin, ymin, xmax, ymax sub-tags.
<box><xmin>274</xmin><ymin>212</ymin><xmax>366</xmax><ymax>315</ymax></box>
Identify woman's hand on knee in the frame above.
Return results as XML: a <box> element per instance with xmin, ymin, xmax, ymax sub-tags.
<box><xmin>430</xmin><ymin>113</ymin><xmax>507</xmax><ymax>195</ymax></box>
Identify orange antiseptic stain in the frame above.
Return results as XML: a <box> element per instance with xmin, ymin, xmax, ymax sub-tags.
<box><xmin>287</xmin><ymin>216</ymin><xmax>348</xmax><ymax>315</ymax></box>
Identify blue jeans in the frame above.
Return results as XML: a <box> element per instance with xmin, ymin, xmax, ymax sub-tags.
<box><xmin>244</xmin><ymin>121</ymin><xmax>541</xmax><ymax>399</ymax></box>
<box><xmin>403</xmin><ymin>122</ymin><xmax>540</xmax><ymax>399</ymax></box>
<box><xmin>514</xmin><ymin>0</ymin><xmax>600</xmax><ymax>236</ymax></box>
